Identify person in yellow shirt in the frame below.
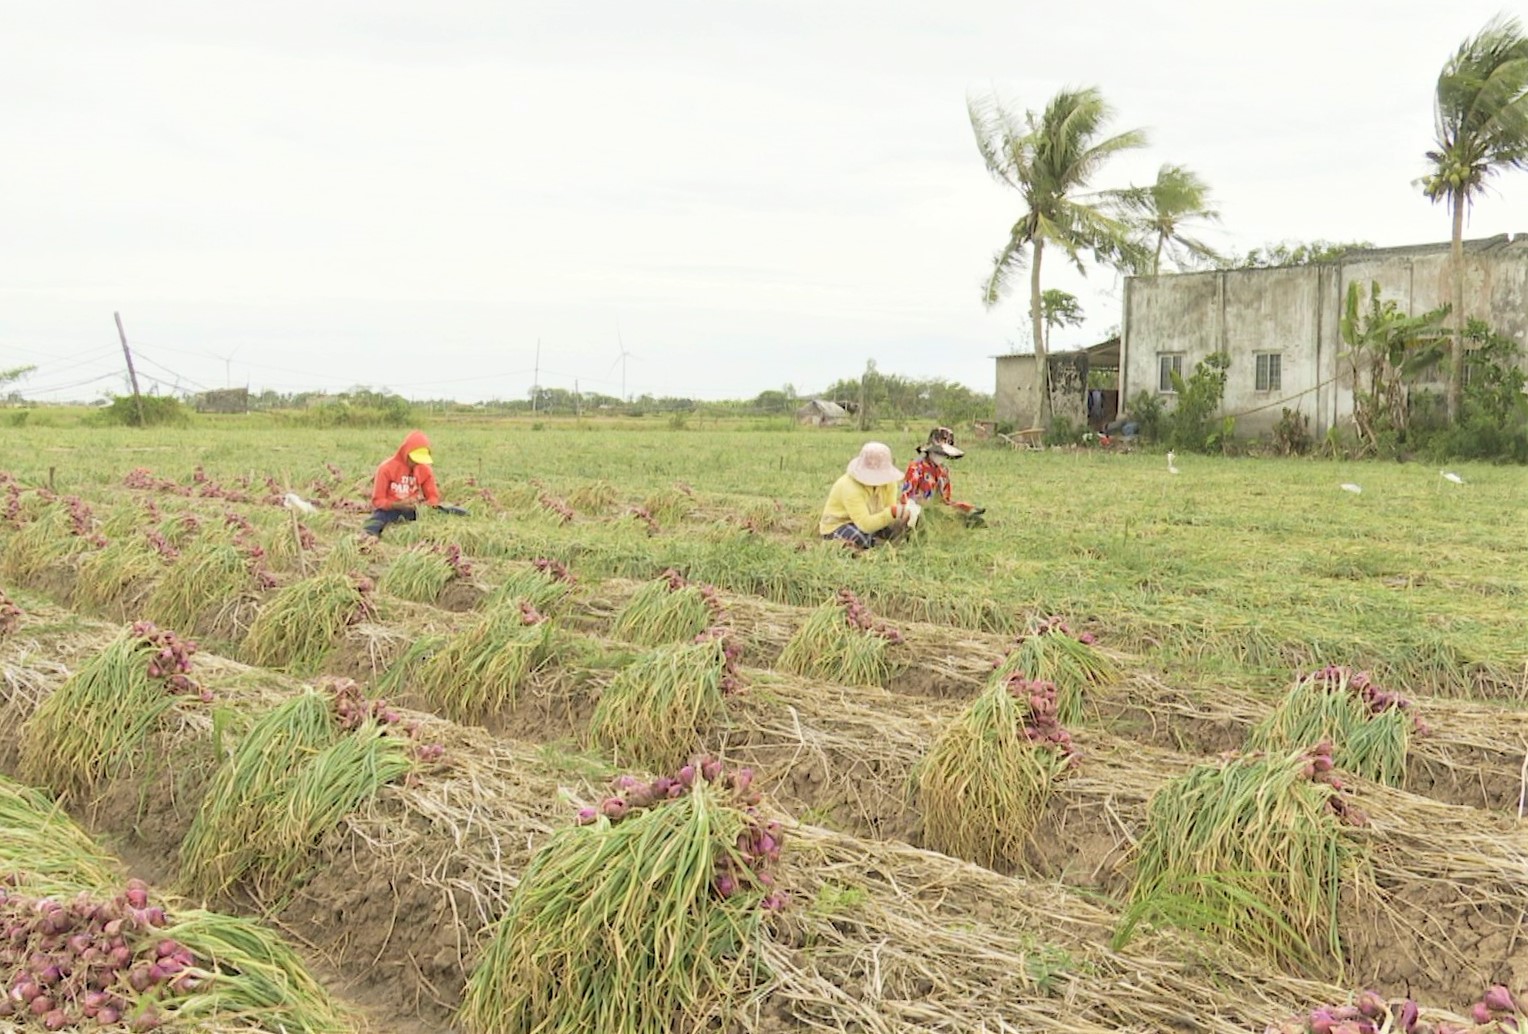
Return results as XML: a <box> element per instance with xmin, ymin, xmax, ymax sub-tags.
<box><xmin>819</xmin><ymin>442</ymin><xmax>915</xmax><ymax>550</ymax></box>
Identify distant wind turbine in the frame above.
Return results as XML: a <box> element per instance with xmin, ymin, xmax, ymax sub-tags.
<box><xmin>215</xmin><ymin>346</ymin><xmax>240</xmax><ymax>388</ymax></box>
<box><xmin>611</xmin><ymin>321</ymin><xmax>638</xmax><ymax>401</ymax></box>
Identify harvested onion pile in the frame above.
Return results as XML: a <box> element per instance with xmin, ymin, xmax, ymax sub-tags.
<box><xmin>327</xmin><ymin>677</ymin><xmax>445</xmax><ymax>765</ymax></box>
<box><xmin>461</xmin><ymin>755</ymin><xmax>783</xmax><ymax>1034</ymax></box>
<box><xmin>128</xmin><ymin>620</ymin><xmax>209</xmax><ymax>702</ymax></box>
<box><xmin>1466</xmin><ymin>983</ymin><xmax>1526</xmax><ymax>1029</ymax></box>
<box><xmin>835</xmin><ymin>588</ymin><xmax>902</xmax><ymax>644</ymax></box>
<box><xmin>537</xmin><ymin>493</ymin><xmax>575</xmax><ymax>523</ymax></box>
<box><xmin>1305</xmin><ymin>664</ymin><xmax>1430</xmax><ymax>735</ymax></box>
<box><xmin>919</xmin><ymin>673</ymin><xmax>1079</xmax><ymax>869</ymax></box>
<box><xmin>611</xmin><ymin>569</ymin><xmax>726</xmax><ymax>647</ymax></box>
<box><xmin>576</xmin><ymin>758</ymin><xmax>785</xmax><ymax>911</ymax></box>
<box><xmin>991</xmin><ymin>613</ymin><xmax>1113</xmax><ymax>725</ymax></box>
<box><xmin>692</xmin><ymin>626</ymin><xmax>743</xmax><ymax>694</ymax></box>
<box><xmin>1028</xmin><ymin>614</ymin><xmax>1096</xmax><ymax>646</ymax></box>
<box><xmin>1010</xmin><ymin>675</ymin><xmax>1077</xmax><ymax>760</ymax></box>
<box><xmin>0</xmin><ymin>591</ymin><xmax>20</xmax><ymax>636</ymax></box>
<box><xmin>1300</xmin><ymin>739</ymin><xmax>1367</xmax><ymax>827</ymax></box>
<box><xmin>778</xmin><ymin>590</ymin><xmax>904</xmax><ymax>686</ymax></box>
<box><xmin>531</xmin><ymin>557</ymin><xmax>574</xmax><ymax>584</ymax></box>
<box><xmin>0</xmin><ymin>877</ymin><xmax>189</xmax><ymax>1030</ymax></box>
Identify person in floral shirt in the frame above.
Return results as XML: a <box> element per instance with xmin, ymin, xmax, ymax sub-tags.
<box><xmin>900</xmin><ymin>427</ymin><xmax>985</xmax><ymax>527</ymax></box>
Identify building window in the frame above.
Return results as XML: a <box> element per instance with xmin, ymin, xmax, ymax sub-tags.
<box><xmin>1158</xmin><ymin>353</ymin><xmax>1184</xmax><ymax>393</ymax></box>
<box><xmin>1255</xmin><ymin>353</ymin><xmax>1282</xmax><ymax>392</ymax></box>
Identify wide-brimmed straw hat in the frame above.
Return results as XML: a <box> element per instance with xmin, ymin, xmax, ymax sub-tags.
<box><xmin>926</xmin><ymin>426</ymin><xmax>964</xmax><ymax>458</ymax></box>
<box><xmin>846</xmin><ymin>442</ymin><xmax>901</xmax><ymax>486</ymax></box>
<box><xmin>920</xmin><ymin>440</ymin><xmax>964</xmax><ymax>459</ymax></box>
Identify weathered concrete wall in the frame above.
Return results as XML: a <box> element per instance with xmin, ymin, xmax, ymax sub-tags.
<box><xmin>1119</xmin><ymin>235</ymin><xmax>1528</xmax><ymax>438</ymax></box>
<box><xmin>994</xmin><ymin>354</ymin><xmax>1088</xmax><ymax>428</ymax></box>
<box><xmin>994</xmin><ymin>355</ymin><xmax>1033</xmax><ymax>426</ymax></box>
<box><xmin>1221</xmin><ymin>266</ymin><xmax>1325</xmax><ymax>436</ymax></box>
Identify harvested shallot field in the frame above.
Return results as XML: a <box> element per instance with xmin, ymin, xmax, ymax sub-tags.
<box><xmin>1</xmin><ymin>419</ymin><xmax>1526</xmax><ymax>1033</ymax></box>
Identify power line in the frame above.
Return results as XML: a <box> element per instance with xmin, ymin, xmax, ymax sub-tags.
<box><xmin>131</xmin><ymin>349</ymin><xmax>214</xmax><ymax>393</ymax></box>
<box><xmin>0</xmin><ymin>344</ymin><xmax>116</xmax><ymax>366</ymax></box>
<box><xmin>12</xmin><ymin>371</ymin><xmax>123</xmax><ymax>397</ymax></box>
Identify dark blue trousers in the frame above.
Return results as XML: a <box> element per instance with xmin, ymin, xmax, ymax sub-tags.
<box><xmin>362</xmin><ymin>507</ymin><xmax>416</xmax><ymax>537</ymax></box>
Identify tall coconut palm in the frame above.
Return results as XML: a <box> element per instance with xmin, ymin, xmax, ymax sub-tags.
<box><xmin>970</xmin><ymin>87</ymin><xmax>1147</xmax><ymax>425</ymax></box>
<box><xmin>1126</xmin><ymin>163</ymin><xmax>1226</xmax><ymax>275</ymax></box>
<box><xmin>1420</xmin><ymin>15</ymin><xmax>1528</xmax><ymax>423</ymax></box>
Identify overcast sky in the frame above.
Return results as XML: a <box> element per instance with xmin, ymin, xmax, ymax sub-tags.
<box><xmin>4</xmin><ymin>2</ymin><xmax>1525</xmax><ymax>405</ymax></box>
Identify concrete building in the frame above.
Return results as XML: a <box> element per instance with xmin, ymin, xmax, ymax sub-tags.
<box><xmin>994</xmin><ymin>235</ymin><xmax>1527</xmax><ymax>436</ymax></box>
<box><xmin>1117</xmin><ymin>234</ymin><xmax>1527</xmax><ymax>437</ymax></box>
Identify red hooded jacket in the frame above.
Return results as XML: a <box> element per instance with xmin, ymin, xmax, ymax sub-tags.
<box><xmin>371</xmin><ymin>430</ymin><xmax>440</xmax><ymax>509</ymax></box>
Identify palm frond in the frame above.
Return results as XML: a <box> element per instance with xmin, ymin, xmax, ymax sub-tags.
<box><xmin>981</xmin><ymin>236</ymin><xmax>1030</xmax><ymax>307</ymax></box>
<box><xmin>1165</xmin><ymin>232</ymin><xmax>1227</xmax><ymax>269</ymax></box>
<box><xmin>1427</xmin><ymin>16</ymin><xmax>1528</xmax><ymax>205</ymax></box>
<box><xmin>967</xmin><ymin>92</ymin><xmax>1028</xmax><ymax>190</ymax></box>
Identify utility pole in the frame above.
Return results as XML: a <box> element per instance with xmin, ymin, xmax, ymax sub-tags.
<box><xmin>858</xmin><ymin>361</ymin><xmax>869</xmax><ymax>432</ymax></box>
<box><xmin>574</xmin><ymin>379</ymin><xmax>581</xmax><ymax>419</ymax></box>
<box><xmin>532</xmin><ymin>339</ymin><xmax>541</xmax><ymax>413</ymax></box>
<box><xmin>113</xmin><ymin>311</ymin><xmax>146</xmax><ymax>426</ymax></box>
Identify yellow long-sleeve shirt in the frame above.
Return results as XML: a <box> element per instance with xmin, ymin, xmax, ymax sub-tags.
<box><xmin>818</xmin><ymin>474</ymin><xmax>897</xmax><ymax>537</ymax></box>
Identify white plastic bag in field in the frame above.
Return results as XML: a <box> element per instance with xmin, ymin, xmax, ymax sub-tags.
<box><xmin>282</xmin><ymin>492</ymin><xmax>317</xmax><ymax>514</ymax></box>
<box><xmin>903</xmin><ymin>499</ymin><xmax>922</xmax><ymax>529</ymax></box>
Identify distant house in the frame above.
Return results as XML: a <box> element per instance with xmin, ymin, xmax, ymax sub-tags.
<box><xmin>1118</xmin><ymin>234</ymin><xmax>1527</xmax><ymax>437</ymax></box>
<box><xmin>993</xmin><ymin>234</ymin><xmax>1528</xmax><ymax>437</ymax></box>
<box><xmin>795</xmin><ymin>399</ymin><xmax>848</xmax><ymax>427</ymax></box>
<box><xmin>194</xmin><ymin>388</ymin><xmax>250</xmax><ymax>414</ymax></box>
<box><xmin>994</xmin><ymin>337</ymin><xmax>1120</xmax><ymax>430</ymax></box>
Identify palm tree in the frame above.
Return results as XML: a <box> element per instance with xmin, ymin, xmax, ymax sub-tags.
<box><xmin>970</xmin><ymin>87</ymin><xmax>1147</xmax><ymax>425</ymax></box>
<box><xmin>1039</xmin><ymin>289</ymin><xmax>1085</xmax><ymax>353</ymax></box>
<box><xmin>1420</xmin><ymin>15</ymin><xmax>1528</xmax><ymax>423</ymax></box>
<box><xmin>1126</xmin><ymin>164</ymin><xmax>1226</xmax><ymax>275</ymax></box>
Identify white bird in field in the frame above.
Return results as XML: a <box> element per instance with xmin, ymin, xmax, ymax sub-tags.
<box><xmin>1166</xmin><ymin>450</ymin><xmax>1180</xmax><ymax>475</ymax></box>
<box><xmin>1441</xmin><ymin>470</ymin><xmax>1465</xmax><ymax>485</ymax></box>
<box><xmin>1339</xmin><ymin>483</ymin><xmax>1363</xmax><ymax>495</ymax></box>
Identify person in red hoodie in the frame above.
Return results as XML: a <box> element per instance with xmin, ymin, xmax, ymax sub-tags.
<box><xmin>361</xmin><ymin>430</ymin><xmax>465</xmax><ymax>538</ymax></box>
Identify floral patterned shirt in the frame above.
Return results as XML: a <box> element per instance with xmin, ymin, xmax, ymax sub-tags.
<box><xmin>901</xmin><ymin>457</ymin><xmax>974</xmax><ymax>512</ymax></box>
<box><xmin>901</xmin><ymin>457</ymin><xmax>952</xmax><ymax>505</ymax></box>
